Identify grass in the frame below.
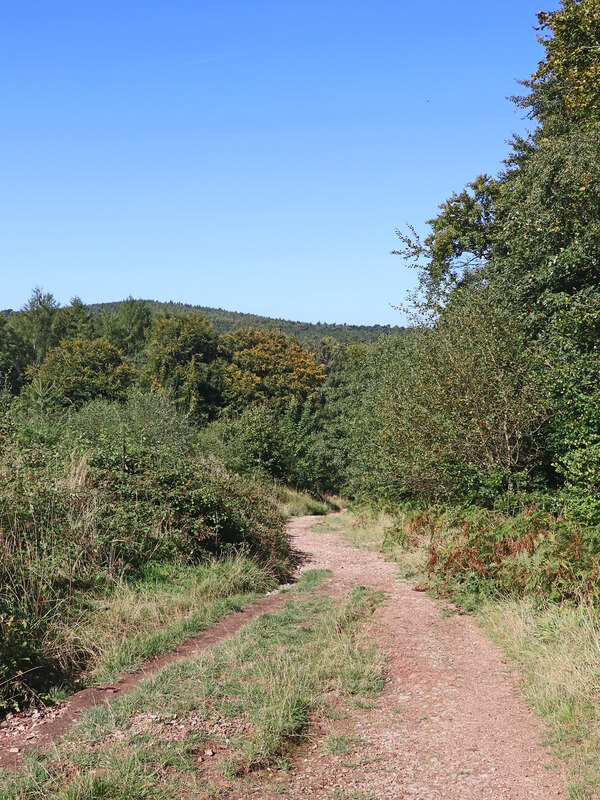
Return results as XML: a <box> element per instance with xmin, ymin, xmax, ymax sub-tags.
<box><xmin>50</xmin><ymin>556</ymin><xmax>277</xmax><ymax>684</ymax></box>
<box><xmin>323</xmin><ymin>734</ymin><xmax>361</xmax><ymax>755</ymax></box>
<box><xmin>1</xmin><ymin>583</ymin><xmax>385</xmax><ymax>799</ymax></box>
<box><xmin>292</xmin><ymin>568</ymin><xmax>332</xmax><ymax>593</ymax></box>
<box><xmin>274</xmin><ymin>486</ymin><xmax>342</xmax><ymax>518</ymax></box>
<box><xmin>480</xmin><ymin>598</ymin><xmax>600</xmax><ymax>798</ymax></box>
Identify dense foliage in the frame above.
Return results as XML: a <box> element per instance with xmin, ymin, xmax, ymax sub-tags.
<box><xmin>374</xmin><ymin>0</ymin><xmax>600</xmax><ymax>601</ymax></box>
<box><xmin>0</xmin><ymin>391</ymin><xmax>288</xmax><ymax>711</ymax></box>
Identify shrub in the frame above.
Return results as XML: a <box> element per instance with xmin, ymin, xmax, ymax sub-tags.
<box><xmin>25</xmin><ymin>337</ymin><xmax>137</xmax><ymax>408</ymax></box>
<box><xmin>0</xmin><ymin>393</ymin><xmax>288</xmax><ymax>711</ymax></box>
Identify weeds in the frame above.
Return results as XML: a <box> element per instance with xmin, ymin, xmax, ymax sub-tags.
<box><xmin>323</xmin><ymin>734</ymin><xmax>361</xmax><ymax>755</ymax></box>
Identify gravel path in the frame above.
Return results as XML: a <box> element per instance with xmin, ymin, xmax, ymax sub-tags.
<box><xmin>271</xmin><ymin>514</ymin><xmax>567</xmax><ymax>799</ymax></box>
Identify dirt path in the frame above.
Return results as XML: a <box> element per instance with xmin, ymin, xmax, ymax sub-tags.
<box><xmin>265</xmin><ymin>515</ymin><xmax>566</xmax><ymax>799</ymax></box>
<box><xmin>1</xmin><ymin>514</ymin><xmax>568</xmax><ymax>797</ymax></box>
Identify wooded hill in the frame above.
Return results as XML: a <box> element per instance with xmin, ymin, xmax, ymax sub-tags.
<box><xmin>3</xmin><ymin>0</ymin><xmax>600</xmax><ymax>737</ymax></box>
<box><xmin>1</xmin><ymin>299</ymin><xmax>405</xmax><ymax>345</ymax></box>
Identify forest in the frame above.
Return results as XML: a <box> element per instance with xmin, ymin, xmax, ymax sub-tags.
<box><xmin>1</xmin><ymin>0</ymin><xmax>600</xmax><ymax>768</ymax></box>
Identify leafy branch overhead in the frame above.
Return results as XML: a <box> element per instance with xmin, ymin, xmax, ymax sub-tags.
<box><xmin>392</xmin><ymin>174</ymin><xmax>498</xmax><ymax>310</ymax></box>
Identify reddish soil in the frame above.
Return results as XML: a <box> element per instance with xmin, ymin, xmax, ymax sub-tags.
<box><xmin>248</xmin><ymin>515</ymin><xmax>566</xmax><ymax>799</ymax></box>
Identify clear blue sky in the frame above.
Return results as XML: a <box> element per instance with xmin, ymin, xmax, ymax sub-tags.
<box><xmin>1</xmin><ymin>1</ymin><xmax>555</xmax><ymax>325</ymax></box>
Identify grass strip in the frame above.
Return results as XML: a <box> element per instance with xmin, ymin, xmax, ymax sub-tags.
<box><xmin>50</xmin><ymin>556</ymin><xmax>277</xmax><ymax>685</ymax></box>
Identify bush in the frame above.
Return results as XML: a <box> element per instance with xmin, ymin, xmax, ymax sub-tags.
<box><xmin>0</xmin><ymin>393</ymin><xmax>288</xmax><ymax>711</ymax></box>
<box><xmin>25</xmin><ymin>337</ymin><xmax>137</xmax><ymax>408</ymax></box>
<box><xmin>199</xmin><ymin>400</ymin><xmax>330</xmax><ymax>491</ymax></box>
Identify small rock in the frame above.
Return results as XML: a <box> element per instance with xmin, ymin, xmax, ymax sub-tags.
<box><xmin>9</xmin><ymin>747</ymin><xmax>20</xmax><ymax>754</ymax></box>
<box><xmin>204</xmin><ymin>748</ymin><xmax>215</xmax><ymax>756</ymax></box>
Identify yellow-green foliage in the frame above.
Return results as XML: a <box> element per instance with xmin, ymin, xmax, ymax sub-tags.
<box><xmin>144</xmin><ymin>314</ymin><xmax>222</xmax><ymax>419</ymax></box>
<box><xmin>28</xmin><ymin>337</ymin><xmax>137</xmax><ymax>407</ymax></box>
<box><xmin>523</xmin><ymin>0</ymin><xmax>600</xmax><ymax>122</ymax></box>
<box><xmin>223</xmin><ymin>328</ymin><xmax>325</xmax><ymax>409</ymax></box>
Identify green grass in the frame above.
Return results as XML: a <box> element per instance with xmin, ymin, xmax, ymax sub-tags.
<box><xmin>292</xmin><ymin>568</ymin><xmax>333</xmax><ymax>593</ymax></box>
<box><xmin>274</xmin><ymin>486</ymin><xmax>342</xmax><ymax>518</ymax></box>
<box><xmin>1</xmin><ymin>585</ymin><xmax>385</xmax><ymax>799</ymax></box>
<box><xmin>53</xmin><ymin>556</ymin><xmax>277</xmax><ymax>684</ymax></box>
<box><xmin>323</xmin><ymin>734</ymin><xmax>361</xmax><ymax>755</ymax></box>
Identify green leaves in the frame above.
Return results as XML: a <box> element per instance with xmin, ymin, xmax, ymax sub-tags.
<box><xmin>26</xmin><ymin>337</ymin><xmax>137</xmax><ymax>409</ymax></box>
<box><xmin>393</xmin><ymin>175</ymin><xmax>498</xmax><ymax>313</ymax></box>
<box><xmin>518</xmin><ymin>0</ymin><xmax>600</xmax><ymax>125</ymax></box>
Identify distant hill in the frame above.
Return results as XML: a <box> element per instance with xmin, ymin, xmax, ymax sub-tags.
<box><xmin>86</xmin><ymin>300</ymin><xmax>405</xmax><ymax>344</ymax></box>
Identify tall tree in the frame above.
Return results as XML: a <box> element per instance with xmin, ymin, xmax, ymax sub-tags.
<box><xmin>517</xmin><ymin>0</ymin><xmax>600</xmax><ymax>125</ymax></box>
<box><xmin>11</xmin><ymin>288</ymin><xmax>60</xmax><ymax>364</ymax></box>
<box><xmin>145</xmin><ymin>314</ymin><xmax>223</xmax><ymax>420</ymax></box>
<box><xmin>222</xmin><ymin>328</ymin><xmax>325</xmax><ymax>411</ymax></box>
<box><xmin>99</xmin><ymin>297</ymin><xmax>154</xmax><ymax>358</ymax></box>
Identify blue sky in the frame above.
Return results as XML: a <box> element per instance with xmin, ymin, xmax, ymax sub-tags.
<box><xmin>1</xmin><ymin>1</ymin><xmax>555</xmax><ymax>325</ymax></box>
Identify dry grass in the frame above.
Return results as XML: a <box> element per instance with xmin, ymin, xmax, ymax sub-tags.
<box><xmin>274</xmin><ymin>486</ymin><xmax>342</xmax><ymax>519</ymax></box>
<box><xmin>480</xmin><ymin>598</ymin><xmax>600</xmax><ymax>797</ymax></box>
<box><xmin>49</xmin><ymin>557</ymin><xmax>275</xmax><ymax>681</ymax></box>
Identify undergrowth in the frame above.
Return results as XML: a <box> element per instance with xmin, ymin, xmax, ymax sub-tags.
<box><xmin>271</xmin><ymin>485</ymin><xmax>342</xmax><ymax>518</ymax></box>
<box><xmin>399</xmin><ymin>505</ymin><xmax>600</xmax><ymax>607</ymax></box>
<box><xmin>0</xmin><ymin>393</ymin><xmax>288</xmax><ymax>712</ymax></box>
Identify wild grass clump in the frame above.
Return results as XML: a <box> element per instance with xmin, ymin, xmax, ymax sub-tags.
<box><xmin>271</xmin><ymin>485</ymin><xmax>341</xmax><ymax>518</ymax></box>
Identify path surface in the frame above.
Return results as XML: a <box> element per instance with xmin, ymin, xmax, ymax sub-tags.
<box><xmin>265</xmin><ymin>515</ymin><xmax>566</xmax><ymax>799</ymax></box>
<box><xmin>0</xmin><ymin>514</ymin><xmax>568</xmax><ymax>798</ymax></box>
